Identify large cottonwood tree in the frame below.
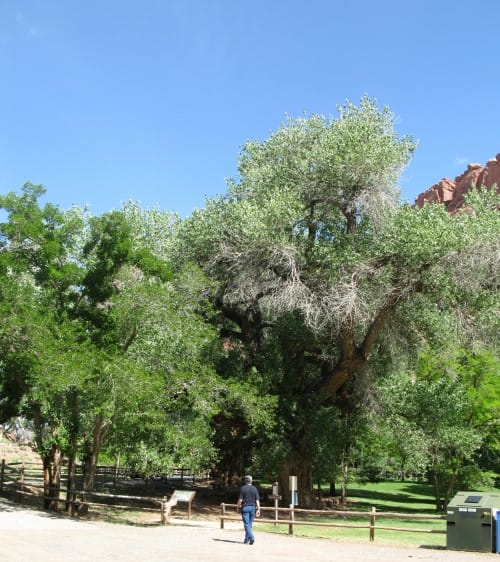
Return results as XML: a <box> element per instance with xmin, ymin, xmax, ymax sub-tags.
<box><xmin>177</xmin><ymin>97</ymin><xmax>499</xmax><ymax>505</ymax></box>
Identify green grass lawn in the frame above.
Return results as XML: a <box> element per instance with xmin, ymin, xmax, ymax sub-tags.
<box><xmin>344</xmin><ymin>480</ymin><xmax>440</xmax><ymax>512</ymax></box>
<box><xmin>259</xmin><ymin>480</ymin><xmax>498</xmax><ymax>548</ymax></box>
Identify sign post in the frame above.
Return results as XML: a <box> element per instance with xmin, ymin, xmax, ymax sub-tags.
<box><xmin>289</xmin><ymin>475</ymin><xmax>298</xmax><ymax>506</ymax></box>
<box><xmin>172</xmin><ymin>489</ymin><xmax>196</xmax><ymax>519</ymax></box>
<box><xmin>270</xmin><ymin>481</ymin><xmax>282</xmax><ymax>525</ymax></box>
<box><xmin>289</xmin><ymin>476</ymin><xmax>297</xmax><ymax>535</ymax></box>
<box><xmin>161</xmin><ymin>489</ymin><xmax>196</xmax><ymax>523</ymax></box>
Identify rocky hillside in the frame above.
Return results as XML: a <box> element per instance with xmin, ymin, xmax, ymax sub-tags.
<box><xmin>415</xmin><ymin>153</ymin><xmax>500</xmax><ymax>212</ymax></box>
<box><xmin>0</xmin><ymin>432</ymin><xmax>41</xmax><ymax>465</ymax></box>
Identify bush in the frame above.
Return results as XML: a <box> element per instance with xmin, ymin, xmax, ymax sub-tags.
<box><xmin>458</xmin><ymin>465</ymin><xmax>498</xmax><ymax>490</ymax></box>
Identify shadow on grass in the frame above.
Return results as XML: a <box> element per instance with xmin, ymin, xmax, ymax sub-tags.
<box><xmin>400</xmin><ymin>482</ymin><xmax>439</xmax><ymax>497</ymax></box>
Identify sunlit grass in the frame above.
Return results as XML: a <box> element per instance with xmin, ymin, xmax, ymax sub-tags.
<box><xmin>257</xmin><ymin>480</ymin><xmax>457</xmax><ymax>547</ymax></box>
<box><xmin>259</xmin><ymin>517</ymin><xmax>446</xmax><ymax>548</ymax></box>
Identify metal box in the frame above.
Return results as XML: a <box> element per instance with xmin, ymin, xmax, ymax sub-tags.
<box><xmin>495</xmin><ymin>510</ymin><xmax>500</xmax><ymax>554</ymax></box>
<box><xmin>447</xmin><ymin>491</ymin><xmax>500</xmax><ymax>552</ymax></box>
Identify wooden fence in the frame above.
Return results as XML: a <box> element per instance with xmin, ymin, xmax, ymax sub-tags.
<box><xmin>1</xmin><ymin>459</ymin><xmax>448</xmax><ymax>541</ymax></box>
<box><xmin>0</xmin><ymin>459</ymin><xmax>200</xmax><ymax>490</ymax></box>
<box><xmin>219</xmin><ymin>503</ymin><xmax>447</xmax><ymax>542</ymax></box>
<box><xmin>0</xmin><ymin>459</ymin><xmax>197</xmax><ymax>523</ymax></box>
<box><xmin>0</xmin><ymin>459</ymin><xmax>44</xmax><ymax>501</ymax></box>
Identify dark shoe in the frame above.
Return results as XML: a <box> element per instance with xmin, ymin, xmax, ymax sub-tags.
<box><xmin>249</xmin><ymin>540</ymin><xmax>255</xmax><ymax>545</ymax></box>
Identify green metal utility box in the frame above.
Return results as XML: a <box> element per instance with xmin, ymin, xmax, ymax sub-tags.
<box><xmin>447</xmin><ymin>491</ymin><xmax>500</xmax><ymax>552</ymax></box>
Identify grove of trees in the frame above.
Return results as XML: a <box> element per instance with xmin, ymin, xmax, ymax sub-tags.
<box><xmin>0</xmin><ymin>97</ymin><xmax>498</xmax><ymax>511</ymax></box>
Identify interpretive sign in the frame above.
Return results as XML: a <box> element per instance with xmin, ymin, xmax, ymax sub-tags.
<box><xmin>170</xmin><ymin>490</ymin><xmax>196</xmax><ymax>519</ymax></box>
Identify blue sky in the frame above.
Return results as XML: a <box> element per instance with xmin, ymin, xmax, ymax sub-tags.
<box><xmin>1</xmin><ymin>0</ymin><xmax>499</xmax><ymax>217</ymax></box>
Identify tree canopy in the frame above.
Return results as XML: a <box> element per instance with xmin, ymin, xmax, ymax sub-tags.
<box><xmin>174</xmin><ymin>98</ymin><xmax>498</xmax><ymax>504</ymax></box>
<box><xmin>0</xmin><ymin>98</ymin><xmax>498</xmax><ymax>510</ymax></box>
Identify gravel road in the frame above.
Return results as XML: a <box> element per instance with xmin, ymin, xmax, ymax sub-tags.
<box><xmin>0</xmin><ymin>498</ymin><xmax>497</xmax><ymax>562</ymax></box>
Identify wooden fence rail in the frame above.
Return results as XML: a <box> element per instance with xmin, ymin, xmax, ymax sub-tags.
<box><xmin>219</xmin><ymin>503</ymin><xmax>446</xmax><ymax>542</ymax></box>
<box><xmin>1</xmin><ymin>458</ymin><xmax>447</xmax><ymax>541</ymax></box>
<box><xmin>0</xmin><ymin>459</ymin><xmax>193</xmax><ymax>523</ymax></box>
<box><xmin>0</xmin><ymin>459</ymin><xmax>202</xmax><ymax>492</ymax></box>
<box><xmin>0</xmin><ymin>476</ymin><xmax>174</xmax><ymax>522</ymax></box>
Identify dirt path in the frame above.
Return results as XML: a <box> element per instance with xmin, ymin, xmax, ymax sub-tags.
<box><xmin>0</xmin><ymin>499</ymin><xmax>496</xmax><ymax>562</ymax></box>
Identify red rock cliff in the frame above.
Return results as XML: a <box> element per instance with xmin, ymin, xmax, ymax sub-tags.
<box><xmin>415</xmin><ymin>153</ymin><xmax>500</xmax><ymax>213</ymax></box>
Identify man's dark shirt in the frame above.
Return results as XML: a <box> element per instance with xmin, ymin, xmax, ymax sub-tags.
<box><xmin>239</xmin><ymin>484</ymin><xmax>260</xmax><ymax>506</ymax></box>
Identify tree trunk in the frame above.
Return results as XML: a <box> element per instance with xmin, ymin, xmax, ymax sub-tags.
<box><xmin>83</xmin><ymin>413</ymin><xmax>109</xmax><ymax>495</ymax></box>
<box><xmin>65</xmin><ymin>432</ymin><xmax>77</xmax><ymax>514</ymax></box>
<box><xmin>340</xmin><ymin>454</ymin><xmax>349</xmax><ymax>504</ymax></box>
<box><xmin>431</xmin><ymin>466</ymin><xmax>443</xmax><ymax>512</ymax></box>
<box><xmin>279</xmin><ymin>447</ymin><xmax>315</xmax><ymax>508</ymax></box>
<box><xmin>65</xmin><ymin>386</ymin><xmax>80</xmax><ymax>513</ymax></box>
<box><xmin>444</xmin><ymin>465</ymin><xmax>461</xmax><ymax>510</ymax></box>
<box><xmin>43</xmin><ymin>443</ymin><xmax>62</xmax><ymax>511</ymax></box>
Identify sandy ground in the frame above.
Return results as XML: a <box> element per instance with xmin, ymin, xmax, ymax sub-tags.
<box><xmin>0</xmin><ymin>498</ymin><xmax>497</xmax><ymax>562</ymax></box>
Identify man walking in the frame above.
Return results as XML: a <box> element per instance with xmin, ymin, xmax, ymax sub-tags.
<box><xmin>236</xmin><ymin>475</ymin><xmax>261</xmax><ymax>545</ymax></box>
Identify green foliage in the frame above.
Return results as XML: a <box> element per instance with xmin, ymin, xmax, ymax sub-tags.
<box><xmin>0</xmin><ymin>97</ymin><xmax>497</xmax><ymax>503</ymax></box>
<box><xmin>0</xmin><ymin>187</ymin><xmax>227</xmax><ymax>485</ymax></box>
<box><xmin>377</xmin><ymin>345</ymin><xmax>499</xmax><ymax>509</ymax></box>
<box><xmin>234</xmin><ymin>96</ymin><xmax>415</xmax><ymax>218</ymax></box>
<box><xmin>173</xmin><ymin>98</ymin><xmax>498</xmax><ymax>501</ymax></box>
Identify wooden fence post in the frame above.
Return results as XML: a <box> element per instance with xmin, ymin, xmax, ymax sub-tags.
<box><xmin>18</xmin><ymin>464</ymin><xmax>25</xmax><ymax>502</ymax></box>
<box><xmin>288</xmin><ymin>504</ymin><xmax>294</xmax><ymax>535</ymax></box>
<box><xmin>220</xmin><ymin>503</ymin><xmax>225</xmax><ymax>529</ymax></box>
<box><xmin>274</xmin><ymin>496</ymin><xmax>279</xmax><ymax>526</ymax></box>
<box><xmin>113</xmin><ymin>457</ymin><xmax>119</xmax><ymax>487</ymax></box>
<box><xmin>0</xmin><ymin>459</ymin><xmax>5</xmax><ymax>492</ymax></box>
<box><xmin>369</xmin><ymin>506</ymin><xmax>376</xmax><ymax>542</ymax></box>
<box><xmin>161</xmin><ymin>496</ymin><xmax>169</xmax><ymax>525</ymax></box>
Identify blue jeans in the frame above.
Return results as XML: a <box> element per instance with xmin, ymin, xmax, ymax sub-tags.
<box><xmin>241</xmin><ymin>505</ymin><xmax>255</xmax><ymax>543</ymax></box>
